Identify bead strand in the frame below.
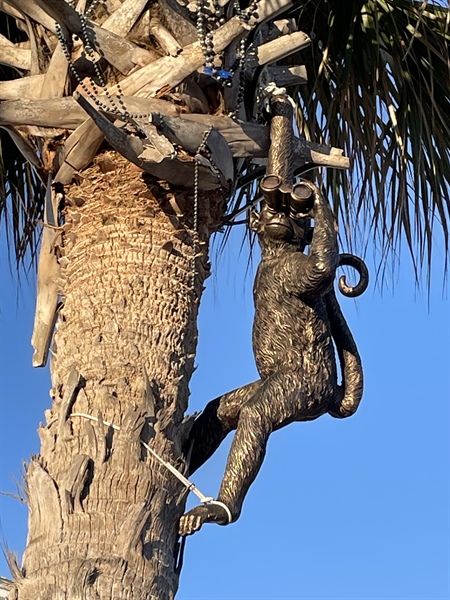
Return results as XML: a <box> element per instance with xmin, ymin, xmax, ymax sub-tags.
<box><xmin>55</xmin><ymin>19</ymin><xmax>150</xmax><ymax>122</ymax></box>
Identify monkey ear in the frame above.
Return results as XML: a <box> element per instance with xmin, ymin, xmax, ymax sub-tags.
<box><xmin>249</xmin><ymin>210</ymin><xmax>260</xmax><ymax>231</ymax></box>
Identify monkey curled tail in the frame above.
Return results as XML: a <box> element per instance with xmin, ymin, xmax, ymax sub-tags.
<box><xmin>179</xmin><ymin>182</ymin><xmax>368</xmax><ymax>536</ymax></box>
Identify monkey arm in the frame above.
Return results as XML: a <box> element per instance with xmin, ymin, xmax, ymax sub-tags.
<box><xmin>325</xmin><ymin>291</ymin><xmax>364</xmax><ymax>418</ymax></box>
<box><xmin>296</xmin><ymin>184</ymin><xmax>339</xmax><ymax>297</ymax></box>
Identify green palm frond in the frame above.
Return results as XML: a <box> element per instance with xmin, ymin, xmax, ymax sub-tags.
<box><xmin>0</xmin><ymin>13</ymin><xmax>45</xmax><ymax>268</ymax></box>
<box><xmin>0</xmin><ymin>128</ymin><xmax>45</xmax><ymax>267</ymax></box>
<box><xmin>293</xmin><ymin>0</ymin><xmax>450</xmax><ymax>282</ymax></box>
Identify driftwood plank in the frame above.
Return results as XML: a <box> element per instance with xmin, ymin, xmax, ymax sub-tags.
<box><xmin>54</xmin><ymin>118</ymin><xmax>105</xmax><ymax>184</ymax></box>
<box><xmin>40</xmin><ymin>42</ymin><xmax>68</xmax><ymax>99</ymax></box>
<box><xmin>31</xmin><ymin>179</ymin><xmax>61</xmax><ymax>367</ymax></box>
<box><xmin>0</xmin><ymin>74</ymin><xmax>45</xmax><ymax>100</ymax></box>
<box><xmin>102</xmin><ymin>0</ymin><xmax>148</xmax><ymax>37</ymax></box>
<box><xmin>0</xmin><ymin>44</ymin><xmax>31</xmax><ymax>70</ymax></box>
<box><xmin>34</xmin><ymin>0</ymin><xmax>155</xmax><ymax>73</ymax></box>
<box><xmin>0</xmin><ymin>96</ymin><xmax>180</xmax><ymax>127</ymax></box>
<box><xmin>254</xmin><ymin>31</ymin><xmax>310</xmax><ymax>67</ymax></box>
<box><xmin>0</xmin><ymin>97</ymin><xmax>89</xmax><ymax>128</ymax></box>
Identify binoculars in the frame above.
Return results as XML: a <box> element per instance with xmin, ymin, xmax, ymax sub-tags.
<box><xmin>260</xmin><ymin>175</ymin><xmax>314</xmax><ymax>216</ymax></box>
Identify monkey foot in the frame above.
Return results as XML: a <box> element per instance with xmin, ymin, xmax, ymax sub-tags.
<box><xmin>179</xmin><ymin>502</ymin><xmax>232</xmax><ymax>536</ymax></box>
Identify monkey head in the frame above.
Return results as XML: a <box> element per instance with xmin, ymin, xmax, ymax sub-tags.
<box><xmin>249</xmin><ymin>203</ymin><xmax>312</xmax><ymax>252</ymax></box>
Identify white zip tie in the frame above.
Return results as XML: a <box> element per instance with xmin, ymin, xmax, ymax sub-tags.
<box><xmin>207</xmin><ymin>500</ymin><xmax>233</xmax><ymax>524</ymax></box>
<box><xmin>69</xmin><ymin>412</ymin><xmax>214</xmax><ymax>504</ymax></box>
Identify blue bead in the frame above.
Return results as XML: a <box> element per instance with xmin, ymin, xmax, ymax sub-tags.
<box><xmin>203</xmin><ymin>67</ymin><xmax>233</xmax><ymax>80</ymax></box>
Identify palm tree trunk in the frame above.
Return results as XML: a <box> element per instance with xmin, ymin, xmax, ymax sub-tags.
<box><xmin>14</xmin><ymin>152</ymin><xmax>223</xmax><ymax>600</ymax></box>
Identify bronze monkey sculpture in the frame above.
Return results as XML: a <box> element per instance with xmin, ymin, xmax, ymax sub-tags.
<box><xmin>179</xmin><ymin>181</ymin><xmax>368</xmax><ymax>536</ymax></box>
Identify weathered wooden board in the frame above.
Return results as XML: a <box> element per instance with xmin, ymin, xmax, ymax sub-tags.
<box><xmin>0</xmin><ymin>74</ymin><xmax>45</xmax><ymax>101</ymax></box>
<box><xmin>33</xmin><ymin>0</ymin><xmax>156</xmax><ymax>73</ymax></box>
<box><xmin>0</xmin><ymin>97</ymin><xmax>89</xmax><ymax>128</ymax></box>
<box><xmin>102</xmin><ymin>0</ymin><xmax>148</xmax><ymax>37</ymax></box>
<box><xmin>254</xmin><ymin>31</ymin><xmax>310</xmax><ymax>67</ymax></box>
<box><xmin>0</xmin><ymin>96</ymin><xmax>350</xmax><ymax>169</ymax></box>
<box><xmin>31</xmin><ymin>178</ymin><xmax>61</xmax><ymax>367</ymax></box>
<box><xmin>0</xmin><ymin>44</ymin><xmax>31</xmax><ymax>70</ymax></box>
<box><xmin>0</xmin><ymin>96</ymin><xmax>180</xmax><ymax>128</ymax></box>
<box><xmin>54</xmin><ymin>118</ymin><xmax>105</xmax><ymax>184</ymax></box>
<box><xmin>40</xmin><ymin>42</ymin><xmax>68</xmax><ymax>99</ymax></box>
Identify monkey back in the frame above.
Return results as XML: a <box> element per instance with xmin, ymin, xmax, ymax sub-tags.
<box><xmin>252</xmin><ymin>252</ymin><xmax>338</xmax><ymax>401</ymax></box>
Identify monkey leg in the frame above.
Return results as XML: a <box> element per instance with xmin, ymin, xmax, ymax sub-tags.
<box><xmin>186</xmin><ymin>380</ymin><xmax>262</xmax><ymax>475</ymax></box>
<box><xmin>180</xmin><ymin>399</ymin><xmax>272</xmax><ymax>536</ymax></box>
<box><xmin>180</xmin><ymin>372</ymin><xmax>321</xmax><ymax>536</ymax></box>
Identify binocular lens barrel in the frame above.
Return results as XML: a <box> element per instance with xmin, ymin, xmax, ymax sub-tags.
<box><xmin>260</xmin><ymin>177</ymin><xmax>314</xmax><ymax>215</ymax></box>
<box><xmin>290</xmin><ymin>183</ymin><xmax>313</xmax><ymax>213</ymax></box>
<box><xmin>260</xmin><ymin>175</ymin><xmax>283</xmax><ymax>211</ymax></box>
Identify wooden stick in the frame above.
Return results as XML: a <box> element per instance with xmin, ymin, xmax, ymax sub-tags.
<box><xmin>254</xmin><ymin>31</ymin><xmax>310</xmax><ymax>67</ymax></box>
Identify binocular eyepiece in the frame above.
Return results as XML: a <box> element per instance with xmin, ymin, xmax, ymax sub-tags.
<box><xmin>260</xmin><ymin>175</ymin><xmax>314</xmax><ymax>216</ymax></box>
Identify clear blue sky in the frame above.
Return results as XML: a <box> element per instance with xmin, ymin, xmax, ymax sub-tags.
<box><xmin>0</xmin><ymin>223</ymin><xmax>448</xmax><ymax>600</ymax></box>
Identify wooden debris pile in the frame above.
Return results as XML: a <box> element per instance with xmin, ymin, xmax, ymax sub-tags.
<box><xmin>0</xmin><ymin>0</ymin><xmax>349</xmax><ymax>192</ymax></box>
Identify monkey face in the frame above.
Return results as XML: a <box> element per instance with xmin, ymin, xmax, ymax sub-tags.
<box><xmin>250</xmin><ymin>204</ymin><xmax>294</xmax><ymax>241</ymax></box>
<box><xmin>250</xmin><ymin>203</ymin><xmax>312</xmax><ymax>250</ymax></box>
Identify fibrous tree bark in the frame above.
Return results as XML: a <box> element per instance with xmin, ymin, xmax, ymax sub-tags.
<box><xmin>15</xmin><ymin>153</ymin><xmax>224</xmax><ymax>600</ymax></box>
